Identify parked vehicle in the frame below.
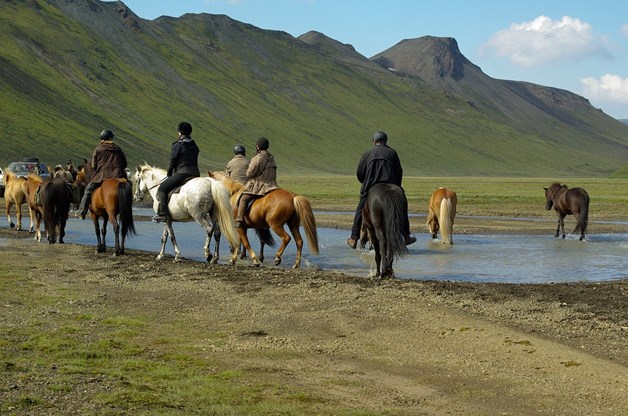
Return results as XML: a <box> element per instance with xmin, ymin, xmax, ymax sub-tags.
<box><xmin>6</xmin><ymin>159</ymin><xmax>51</xmax><ymax>180</ymax></box>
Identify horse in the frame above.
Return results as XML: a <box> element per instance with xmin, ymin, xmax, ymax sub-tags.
<box><xmin>75</xmin><ymin>164</ymin><xmax>136</xmax><ymax>255</ymax></box>
<box><xmin>39</xmin><ymin>177</ymin><xmax>71</xmax><ymax>243</ymax></box>
<box><xmin>544</xmin><ymin>183</ymin><xmax>589</xmax><ymax>241</ymax></box>
<box><xmin>426</xmin><ymin>187</ymin><xmax>457</xmax><ymax>245</ymax></box>
<box><xmin>24</xmin><ymin>174</ymin><xmax>45</xmax><ymax>241</ymax></box>
<box><xmin>361</xmin><ymin>183</ymin><xmax>409</xmax><ymax>278</ymax></box>
<box><xmin>133</xmin><ymin>164</ymin><xmax>239</xmax><ymax>263</ymax></box>
<box><xmin>208</xmin><ymin>171</ymin><xmax>319</xmax><ymax>269</ymax></box>
<box><xmin>3</xmin><ymin>171</ymin><xmax>34</xmax><ymax>232</ymax></box>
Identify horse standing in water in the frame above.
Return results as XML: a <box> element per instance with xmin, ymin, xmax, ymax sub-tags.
<box><xmin>426</xmin><ymin>187</ymin><xmax>457</xmax><ymax>245</ymax></box>
<box><xmin>76</xmin><ymin>165</ymin><xmax>136</xmax><ymax>254</ymax></box>
<box><xmin>4</xmin><ymin>171</ymin><xmax>33</xmax><ymax>232</ymax></box>
<box><xmin>544</xmin><ymin>183</ymin><xmax>589</xmax><ymax>241</ymax></box>
<box><xmin>23</xmin><ymin>175</ymin><xmax>70</xmax><ymax>243</ymax></box>
<box><xmin>208</xmin><ymin>171</ymin><xmax>319</xmax><ymax>269</ymax></box>
<box><xmin>133</xmin><ymin>165</ymin><xmax>239</xmax><ymax>263</ymax></box>
<box><xmin>361</xmin><ymin>183</ymin><xmax>409</xmax><ymax>278</ymax></box>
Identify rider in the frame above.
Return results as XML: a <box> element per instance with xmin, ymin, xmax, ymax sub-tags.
<box><xmin>152</xmin><ymin>122</ymin><xmax>200</xmax><ymax>223</ymax></box>
<box><xmin>234</xmin><ymin>137</ymin><xmax>278</xmax><ymax>228</ymax></box>
<box><xmin>345</xmin><ymin>130</ymin><xmax>416</xmax><ymax>249</ymax></box>
<box><xmin>76</xmin><ymin>129</ymin><xmax>128</xmax><ymax>220</ymax></box>
<box><xmin>226</xmin><ymin>144</ymin><xmax>250</xmax><ymax>184</ymax></box>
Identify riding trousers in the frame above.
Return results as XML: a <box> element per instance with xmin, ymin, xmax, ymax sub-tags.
<box><xmin>235</xmin><ymin>193</ymin><xmax>257</xmax><ymax>226</ymax></box>
<box><xmin>156</xmin><ymin>173</ymin><xmax>196</xmax><ymax>216</ymax></box>
<box><xmin>350</xmin><ymin>192</ymin><xmax>412</xmax><ymax>239</ymax></box>
<box><xmin>78</xmin><ymin>182</ymin><xmax>101</xmax><ymax>215</ymax></box>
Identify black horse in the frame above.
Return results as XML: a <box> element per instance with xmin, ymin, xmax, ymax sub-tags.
<box><xmin>41</xmin><ymin>177</ymin><xmax>71</xmax><ymax>244</ymax></box>
<box><xmin>361</xmin><ymin>183</ymin><xmax>409</xmax><ymax>278</ymax></box>
<box><xmin>544</xmin><ymin>183</ymin><xmax>590</xmax><ymax>241</ymax></box>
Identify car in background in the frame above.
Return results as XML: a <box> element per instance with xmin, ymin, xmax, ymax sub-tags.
<box><xmin>6</xmin><ymin>159</ymin><xmax>51</xmax><ymax>179</ymax></box>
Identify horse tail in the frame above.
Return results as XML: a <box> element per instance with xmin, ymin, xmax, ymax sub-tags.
<box><xmin>211</xmin><ymin>180</ymin><xmax>240</xmax><ymax>250</ymax></box>
<box><xmin>573</xmin><ymin>193</ymin><xmax>589</xmax><ymax>236</ymax></box>
<box><xmin>293</xmin><ymin>195</ymin><xmax>319</xmax><ymax>254</ymax></box>
<box><xmin>255</xmin><ymin>228</ymin><xmax>277</xmax><ymax>247</ymax></box>
<box><xmin>439</xmin><ymin>197</ymin><xmax>454</xmax><ymax>245</ymax></box>
<box><xmin>42</xmin><ymin>182</ymin><xmax>56</xmax><ymax>236</ymax></box>
<box><xmin>383</xmin><ymin>189</ymin><xmax>409</xmax><ymax>260</ymax></box>
<box><xmin>118</xmin><ymin>181</ymin><xmax>136</xmax><ymax>238</ymax></box>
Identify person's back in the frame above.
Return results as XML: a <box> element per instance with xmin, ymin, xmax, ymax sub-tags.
<box><xmin>226</xmin><ymin>145</ymin><xmax>249</xmax><ymax>184</ymax></box>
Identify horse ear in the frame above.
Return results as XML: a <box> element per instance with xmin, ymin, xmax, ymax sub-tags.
<box><xmin>543</xmin><ymin>187</ymin><xmax>547</xmax><ymax>191</ymax></box>
<box><xmin>136</xmin><ymin>166</ymin><xmax>141</xmax><ymax>173</ymax></box>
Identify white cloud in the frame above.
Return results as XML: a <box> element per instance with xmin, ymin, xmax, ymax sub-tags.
<box><xmin>480</xmin><ymin>16</ymin><xmax>611</xmax><ymax>67</ymax></box>
<box><xmin>581</xmin><ymin>74</ymin><xmax>628</xmax><ymax>103</ymax></box>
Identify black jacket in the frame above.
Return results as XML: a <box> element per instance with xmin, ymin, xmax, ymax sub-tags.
<box><xmin>356</xmin><ymin>143</ymin><xmax>403</xmax><ymax>196</ymax></box>
<box><xmin>167</xmin><ymin>136</ymin><xmax>200</xmax><ymax>177</ymax></box>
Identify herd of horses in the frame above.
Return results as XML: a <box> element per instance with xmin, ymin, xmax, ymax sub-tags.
<box><xmin>3</xmin><ymin>164</ymin><xmax>591</xmax><ymax>278</ymax></box>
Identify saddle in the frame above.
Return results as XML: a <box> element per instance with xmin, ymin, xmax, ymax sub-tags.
<box><xmin>165</xmin><ymin>177</ymin><xmax>196</xmax><ymax>201</ymax></box>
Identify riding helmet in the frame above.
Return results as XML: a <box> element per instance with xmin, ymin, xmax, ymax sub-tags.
<box><xmin>233</xmin><ymin>145</ymin><xmax>246</xmax><ymax>156</ymax></box>
<box><xmin>177</xmin><ymin>122</ymin><xmax>192</xmax><ymax>136</ymax></box>
<box><xmin>100</xmin><ymin>129</ymin><xmax>115</xmax><ymax>140</ymax></box>
<box><xmin>372</xmin><ymin>131</ymin><xmax>388</xmax><ymax>143</ymax></box>
<box><xmin>256</xmin><ymin>137</ymin><xmax>269</xmax><ymax>150</ymax></box>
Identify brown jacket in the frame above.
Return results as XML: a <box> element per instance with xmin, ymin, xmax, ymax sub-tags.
<box><xmin>243</xmin><ymin>150</ymin><xmax>278</xmax><ymax>195</ymax></box>
<box><xmin>226</xmin><ymin>154</ymin><xmax>250</xmax><ymax>184</ymax></box>
<box><xmin>90</xmin><ymin>140</ymin><xmax>128</xmax><ymax>183</ymax></box>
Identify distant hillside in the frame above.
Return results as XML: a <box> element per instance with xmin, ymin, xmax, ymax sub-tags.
<box><xmin>1</xmin><ymin>0</ymin><xmax>627</xmax><ymax>177</ymax></box>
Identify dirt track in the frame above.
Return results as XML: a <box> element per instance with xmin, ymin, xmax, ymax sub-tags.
<box><xmin>0</xmin><ymin>211</ymin><xmax>627</xmax><ymax>415</ymax></box>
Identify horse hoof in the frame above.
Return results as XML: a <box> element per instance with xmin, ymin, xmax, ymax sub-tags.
<box><xmin>274</xmin><ymin>258</ymin><xmax>282</xmax><ymax>266</ymax></box>
<box><xmin>209</xmin><ymin>258</ymin><xmax>218</xmax><ymax>265</ymax></box>
<box><xmin>156</xmin><ymin>255</ymin><xmax>163</xmax><ymax>261</ymax></box>
<box><xmin>10</xmin><ymin>223</ymin><xmax>15</xmax><ymax>229</ymax></box>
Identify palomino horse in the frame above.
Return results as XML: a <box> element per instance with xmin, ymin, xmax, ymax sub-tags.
<box><xmin>133</xmin><ymin>164</ymin><xmax>239</xmax><ymax>263</ymax></box>
<box><xmin>426</xmin><ymin>187</ymin><xmax>457</xmax><ymax>245</ymax></box>
<box><xmin>76</xmin><ymin>165</ymin><xmax>136</xmax><ymax>254</ymax></box>
<box><xmin>24</xmin><ymin>175</ymin><xmax>44</xmax><ymax>241</ymax></box>
<box><xmin>361</xmin><ymin>183</ymin><xmax>409</xmax><ymax>278</ymax></box>
<box><xmin>208</xmin><ymin>171</ymin><xmax>319</xmax><ymax>268</ymax></box>
<box><xmin>4</xmin><ymin>171</ymin><xmax>34</xmax><ymax>232</ymax></box>
<box><xmin>544</xmin><ymin>183</ymin><xmax>589</xmax><ymax>241</ymax></box>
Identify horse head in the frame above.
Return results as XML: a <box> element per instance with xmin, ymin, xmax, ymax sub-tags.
<box><xmin>427</xmin><ymin>217</ymin><xmax>439</xmax><ymax>239</ymax></box>
<box><xmin>544</xmin><ymin>183</ymin><xmax>564</xmax><ymax>210</ymax></box>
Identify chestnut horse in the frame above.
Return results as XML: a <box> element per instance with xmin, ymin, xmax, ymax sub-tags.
<box><xmin>544</xmin><ymin>183</ymin><xmax>589</xmax><ymax>241</ymax></box>
<box><xmin>23</xmin><ymin>175</ymin><xmax>70</xmax><ymax>243</ymax></box>
<box><xmin>361</xmin><ymin>183</ymin><xmax>408</xmax><ymax>278</ymax></box>
<box><xmin>24</xmin><ymin>175</ymin><xmax>44</xmax><ymax>241</ymax></box>
<box><xmin>208</xmin><ymin>171</ymin><xmax>319</xmax><ymax>268</ymax></box>
<box><xmin>76</xmin><ymin>165</ymin><xmax>136</xmax><ymax>255</ymax></box>
<box><xmin>4</xmin><ymin>171</ymin><xmax>34</xmax><ymax>232</ymax></box>
<box><xmin>426</xmin><ymin>187</ymin><xmax>457</xmax><ymax>245</ymax></box>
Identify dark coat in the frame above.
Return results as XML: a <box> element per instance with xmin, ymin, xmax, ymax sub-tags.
<box><xmin>226</xmin><ymin>154</ymin><xmax>250</xmax><ymax>184</ymax></box>
<box><xmin>90</xmin><ymin>141</ymin><xmax>128</xmax><ymax>183</ymax></box>
<box><xmin>243</xmin><ymin>150</ymin><xmax>278</xmax><ymax>195</ymax></box>
<box><xmin>167</xmin><ymin>136</ymin><xmax>200</xmax><ymax>177</ymax></box>
<box><xmin>356</xmin><ymin>143</ymin><xmax>403</xmax><ymax>196</ymax></box>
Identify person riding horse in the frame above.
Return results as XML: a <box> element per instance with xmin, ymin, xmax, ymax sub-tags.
<box><xmin>234</xmin><ymin>137</ymin><xmax>278</xmax><ymax>229</ymax></box>
<box><xmin>76</xmin><ymin>129</ymin><xmax>128</xmax><ymax>220</ymax></box>
<box><xmin>226</xmin><ymin>144</ymin><xmax>250</xmax><ymax>184</ymax></box>
<box><xmin>152</xmin><ymin>122</ymin><xmax>200</xmax><ymax>223</ymax></box>
<box><xmin>346</xmin><ymin>130</ymin><xmax>416</xmax><ymax>249</ymax></box>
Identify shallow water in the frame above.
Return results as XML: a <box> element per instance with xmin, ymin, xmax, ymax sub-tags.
<box><xmin>5</xmin><ymin>211</ymin><xmax>625</xmax><ymax>284</ymax></box>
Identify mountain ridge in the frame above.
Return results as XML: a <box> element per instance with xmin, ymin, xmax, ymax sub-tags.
<box><xmin>1</xmin><ymin>0</ymin><xmax>626</xmax><ymax>177</ymax></box>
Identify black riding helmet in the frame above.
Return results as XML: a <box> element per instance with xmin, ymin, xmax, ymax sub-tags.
<box><xmin>233</xmin><ymin>145</ymin><xmax>246</xmax><ymax>156</ymax></box>
<box><xmin>256</xmin><ymin>137</ymin><xmax>269</xmax><ymax>150</ymax></box>
<box><xmin>100</xmin><ymin>129</ymin><xmax>115</xmax><ymax>140</ymax></box>
<box><xmin>372</xmin><ymin>131</ymin><xmax>387</xmax><ymax>143</ymax></box>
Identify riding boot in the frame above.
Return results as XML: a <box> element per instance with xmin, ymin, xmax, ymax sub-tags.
<box><xmin>76</xmin><ymin>182</ymin><xmax>98</xmax><ymax>220</ymax></box>
<box><xmin>152</xmin><ymin>197</ymin><xmax>170</xmax><ymax>223</ymax></box>
<box><xmin>235</xmin><ymin>193</ymin><xmax>254</xmax><ymax>228</ymax></box>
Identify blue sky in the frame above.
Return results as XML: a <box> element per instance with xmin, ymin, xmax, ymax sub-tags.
<box><xmin>121</xmin><ymin>0</ymin><xmax>628</xmax><ymax>120</ymax></box>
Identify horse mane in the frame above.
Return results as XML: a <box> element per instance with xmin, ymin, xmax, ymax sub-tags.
<box><xmin>5</xmin><ymin>170</ymin><xmax>18</xmax><ymax>183</ymax></box>
<box><xmin>138</xmin><ymin>164</ymin><xmax>167</xmax><ymax>182</ymax></box>
<box><xmin>208</xmin><ymin>171</ymin><xmax>243</xmax><ymax>196</ymax></box>
<box><xmin>550</xmin><ymin>182</ymin><xmax>567</xmax><ymax>189</ymax></box>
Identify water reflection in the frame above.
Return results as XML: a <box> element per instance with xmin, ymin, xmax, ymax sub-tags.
<box><xmin>3</xmin><ymin>215</ymin><xmax>627</xmax><ymax>284</ymax></box>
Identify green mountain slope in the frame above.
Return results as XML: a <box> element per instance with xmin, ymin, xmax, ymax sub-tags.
<box><xmin>1</xmin><ymin>0</ymin><xmax>627</xmax><ymax>177</ymax></box>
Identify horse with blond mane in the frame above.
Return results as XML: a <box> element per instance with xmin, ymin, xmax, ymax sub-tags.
<box><xmin>208</xmin><ymin>170</ymin><xmax>319</xmax><ymax>269</ymax></box>
<box><xmin>4</xmin><ymin>171</ymin><xmax>34</xmax><ymax>232</ymax></box>
<box><xmin>427</xmin><ymin>187</ymin><xmax>457</xmax><ymax>245</ymax></box>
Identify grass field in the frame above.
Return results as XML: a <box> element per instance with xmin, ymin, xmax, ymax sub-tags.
<box><xmin>279</xmin><ymin>176</ymin><xmax>628</xmax><ymax>220</ymax></box>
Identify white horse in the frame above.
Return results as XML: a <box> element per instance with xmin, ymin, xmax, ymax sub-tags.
<box><xmin>133</xmin><ymin>164</ymin><xmax>239</xmax><ymax>263</ymax></box>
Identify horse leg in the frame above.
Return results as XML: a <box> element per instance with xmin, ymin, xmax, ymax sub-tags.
<box><xmin>100</xmin><ymin>217</ymin><xmax>109</xmax><ymax>253</ymax></box>
<box><xmin>199</xmin><ymin>217</ymin><xmax>217</xmax><ymax>264</ymax></box>
<box><xmin>93</xmin><ymin>217</ymin><xmax>104</xmax><ymax>253</ymax></box>
<box><xmin>58</xmin><ymin>214</ymin><xmax>66</xmax><ymax>244</ymax></box>
<box><xmin>269</xmin><ymin>224</ymin><xmax>292</xmax><ymax>267</ymax></box>
<box><xmin>166</xmin><ymin>223</ymin><xmax>182</xmax><ymax>263</ymax></box>
<box><xmin>157</xmin><ymin>225</ymin><xmax>169</xmax><ymax>261</ymax></box>
<box><xmin>231</xmin><ymin>228</ymin><xmax>259</xmax><ymax>266</ymax></box>
<box><xmin>287</xmin><ymin>222</ymin><xmax>304</xmax><ymax>269</ymax></box>
<box><xmin>370</xmin><ymin>233</ymin><xmax>381</xmax><ymax>278</ymax></box>
<box><xmin>28</xmin><ymin>206</ymin><xmax>35</xmax><ymax>233</ymax></box>
<box><xmin>558</xmin><ymin>214</ymin><xmax>566</xmax><ymax>238</ymax></box>
<box><xmin>16</xmin><ymin>203</ymin><xmax>22</xmax><ymax>231</ymax></box>
<box><xmin>6</xmin><ymin>202</ymin><xmax>15</xmax><ymax>229</ymax></box>
<box><xmin>110</xmin><ymin>215</ymin><xmax>122</xmax><ymax>256</ymax></box>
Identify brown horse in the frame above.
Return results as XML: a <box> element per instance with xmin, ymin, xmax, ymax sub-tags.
<box><xmin>544</xmin><ymin>183</ymin><xmax>589</xmax><ymax>241</ymax></box>
<box><xmin>40</xmin><ymin>177</ymin><xmax>71</xmax><ymax>244</ymax></box>
<box><xmin>4</xmin><ymin>171</ymin><xmax>34</xmax><ymax>232</ymax></box>
<box><xmin>76</xmin><ymin>166</ymin><xmax>136</xmax><ymax>255</ymax></box>
<box><xmin>208</xmin><ymin>171</ymin><xmax>319</xmax><ymax>268</ymax></box>
<box><xmin>426</xmin><ymin>187</ymin><xmax>457</xmax><ymax>245</ymax></box>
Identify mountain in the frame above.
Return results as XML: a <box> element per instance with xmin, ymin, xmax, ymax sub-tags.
<box><xmin>1</xmin><ymin>0</ymin><xmax>627</xmax><ymax>177</ymax></box>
